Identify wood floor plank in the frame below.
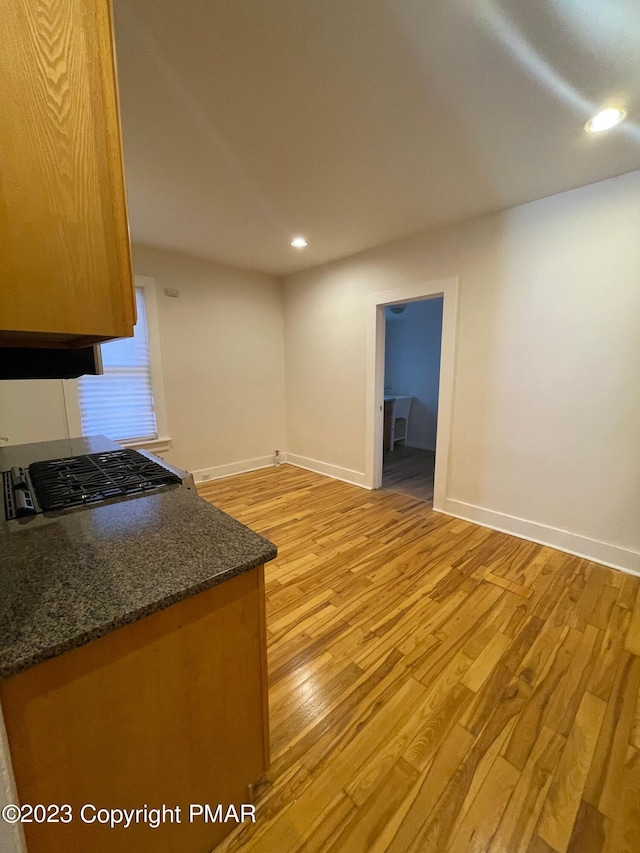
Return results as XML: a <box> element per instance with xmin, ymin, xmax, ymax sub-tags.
<box><xmin>624</xmin><ymin>589</ymin><xmax>640</xmax><ymax>655</ymax></box>
<box><xmin>270</xmin><ymin>661</ymin><xmax>363</xmax><ymax>754</ymax></box>
<box><xmin>342</xmin><ymin>650</ymin><xmax>473</xmax><ymax>805</ymax></box>
<box><xmin>399</xmin><ymin>676</ymin><xmax>528</xmax><ymax>850</ymax></box>
<box><xmin>588</xmin><ymin>583</ymin><xmax>619</xmax><ymax>631</ymax></box>
<box><xmin>489</xmin><ymin>726</ymin><xmax>564</xmax><ymax>853</ymax></box>
<box><xmin>616</xmin><ymin>573</ymin><xmax>640</xmax><ymax>611</ymax></box>
<box><xmin>325</xmin><ymin>758</ymin><xmax>418</xmax><ymax>853</ymax></box>
<box><xmin>268</xmin><ymin>652</ymin><xmax>333</xmax><ymax>707</ymax></box>
<box><xmin>277</xmin><ymin>648</ymin><xmax>405</xmax><ymax>776</ymax></box>
<box><xmin>588</xmin><ymin>605</ymin><xmax>631</xmax><ymax>701</ymax></box>
<box><xmin>605</xmin><ymin>745</ymin><xmax>640</xmax><ymax>853</ymax></box>
<box><xmin>537</xmin><ymin>691</ymin><xmax>607</xmax><ymax>853</ymax></box>
<box><xmin>545</xmin><ymin>624</ymin><xmax>601</xmax><ymax>737</ymax></box>
<box><xmin>570</xmin><ymin>568</ymin><xmax>607</xmax><ymax>632</ymax></box>
<box><xmin>197</xmin><ymin>466</ymin><xmax>637</xmax><ymax>853</ymax></box>
<box><xmin>630</xmin><ymin>681</ymin><xmax>640</xmax><ymax>752</ymax></box>
<box><xmin>296</xmin><ymin>793</ymin><xmax>357</xmax><ymax>853</ymax></box>
<box><xmin>461</xmin><ymin>615</ymin><xmax>542</xmax><ymax>737</ymax></box>
<box><xmin>585</xmin><ymin>653</ymin><xmax>640</xmax><ymax>820</ymax></box>
<box><xmin>446</xmin><ymin>755</ymin><xmax>519</xmax><ymax>853</ymax></box>
<box><xmin>485</xmin><ymin>571</ymin><xmax>534</xmax><ymax>599</ymax></box>
<box><xmin>461</xmin><ymin>632</ymin><xmax>512</xmax><ymax>693</ymax></box>
<box><xmin>527</xmin><ymin>836</ymin><xmax>557</xmax><ymax>853</ymax></box>
<box><xmin>505</xmin><ymin>628</ymin><xmax>582</xmax><ymax>770</ymax></box>
<box><xmin>398</xmin><ymin>681</ymin><xmax>473</xmax><ymax>776</ymax></box>
<box><xmin>566</xmin><ymin>800</ymin><xmax>609</xmax><ymax>853</ymax></box>
<box><xmin>413</xmin><ymin>583</ymin><xmax>505</xmax><ymax>685</ymax></box>
<box><xmin>382</xmin><ymin>724</ymin><xmax>476</xmax><ymax>853</ymax></box>
<box><xmin>457</xmin><ymin>715</ymin><xmax>518</xmax><ymax>824</ymax></box>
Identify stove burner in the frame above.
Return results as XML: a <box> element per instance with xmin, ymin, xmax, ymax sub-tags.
<box><xmin>29</xmin><ymin>449</ymin><xmax>181</xmax><ymax>512</ymax></box>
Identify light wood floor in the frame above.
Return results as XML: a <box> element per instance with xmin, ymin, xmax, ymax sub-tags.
<box><xmin>198</xmin><ymin>465</ymin><xmax>640</xmax><ymax>853</ymax></box>
<box><xmin>382</xmin><ymin>446</ymin><xmax>435</xmax><ymax>503</ymax></box>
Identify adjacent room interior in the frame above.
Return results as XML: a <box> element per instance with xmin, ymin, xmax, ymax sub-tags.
<box><xmin>382</xmin><ymin>297</ymin><xmax>443</xmax><ymax>504</ymax></box>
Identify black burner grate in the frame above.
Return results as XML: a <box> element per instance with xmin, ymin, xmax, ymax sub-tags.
<box><xmin>29</xmin><ymin>449</ymin><xmax>181</xmax><ymax>511</ymax></box>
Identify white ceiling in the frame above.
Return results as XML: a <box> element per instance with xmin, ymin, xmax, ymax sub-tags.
<box><xmin>113</xmin><ymin>0</ymin><xmax>640</xmax><ymax>275</ymax></box>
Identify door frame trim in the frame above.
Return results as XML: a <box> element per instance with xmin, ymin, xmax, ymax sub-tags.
<box><xmin>364</xmin><ymin>276</ymin><xmax>459</xmax><ymax>512</ymax></box>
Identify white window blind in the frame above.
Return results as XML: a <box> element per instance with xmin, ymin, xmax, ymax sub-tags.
<box><xmin>77</xmin><ymin>287</ymin><xmax>158</xmax><ymax>442</ymax></box>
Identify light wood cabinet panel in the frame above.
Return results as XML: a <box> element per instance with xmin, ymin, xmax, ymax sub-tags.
<box><xmin>0</xmin><ymin>0</ymin><xmax>135</xmax><ymax>348</ymax></box>
<box><xmin>0</xmin><ymin>566</ymin><xmax>270</xmax><ymax>853</ymax></box>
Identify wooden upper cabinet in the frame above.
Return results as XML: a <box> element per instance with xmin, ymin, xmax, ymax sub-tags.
<box><xmin>0</xmin><ymin>0</ymin><xmax>135</xmax><ymax>348</ymax></box>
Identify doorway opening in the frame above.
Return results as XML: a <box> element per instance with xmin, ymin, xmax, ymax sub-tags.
<box><xmin>382</xmin><ymin>297</ymin><xmax>443</xmax><ymax>504</ymax></box>
<box><xmin>364</xmin><ymin>276</ymin><xmax>458</xmax><ymax>513</ymax></box>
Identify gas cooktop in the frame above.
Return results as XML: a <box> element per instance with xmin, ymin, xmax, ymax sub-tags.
<box><xmin>2</xmin><ymin>448</ymin><xmax>182</xmax><ymax>518</ymax></box>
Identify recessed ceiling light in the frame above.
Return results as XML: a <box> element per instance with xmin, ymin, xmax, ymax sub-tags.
<box><xmin>291</xmin><ymin>237</ymin><xmax>308</xmax><ymax>248</ymax></box>
<box><xmin>585</xmin><ymin>107</ymin><xmax>626</xmax><ymax>133</ymax></box>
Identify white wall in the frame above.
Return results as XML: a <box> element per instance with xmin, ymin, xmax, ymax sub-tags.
<box><xmin>131</xmin><ymin>245</ymin><xmax>286</xmax><ymax>476</ymax></box>
<box><xmin>0</xmin><ymin>245</ymin><xmax>286</xmax><ymax>478</ymax></box>
<box><xmin>384</xmin><ymin>299</ymin><xmax>443</xmax><ymax>450</ymax></box>
<box><xmin>284</xmin><ymin>170</ymin><xmax>640</xmax><ymax>571</ymax></box>
<box><xmin>0</xmin><ymin>381</ymin><xmax>69</xmax><ymax>447</ymax></box>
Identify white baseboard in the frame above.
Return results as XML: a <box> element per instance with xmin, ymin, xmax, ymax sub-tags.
<box><xmin>443</xmin><ymin>498</ymin><xmax>640</xmax><ymax>576</ymax></box>
<box><xmin>285</xmin><ymin>453</ymin><xmax>369</xmax><ymax>489</ymax></box>
<box><xmin>193</xmin><ymin>458</ymin><xmax>638</xmax><ymax>575</ymax></box>
<box><xmin>193</xmin><ymin>455</ymin><xmax>276</xmax><ymax>484</ymax></box>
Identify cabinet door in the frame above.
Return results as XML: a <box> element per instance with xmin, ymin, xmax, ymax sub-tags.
<box><xmin>1</xmin><ymin>567</ymin><xmax>270</xmax><ymax>853</ymax></box>
<box><xmin>0</xmin><ymin>0</ymin><xmax>135</xmax><ymax>347</ymax></box>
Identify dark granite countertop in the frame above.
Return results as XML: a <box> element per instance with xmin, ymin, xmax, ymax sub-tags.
<box><xmin>0</xmin><ymin>438</ymin><xmax>277</xmax><ymax>680</ymax></box>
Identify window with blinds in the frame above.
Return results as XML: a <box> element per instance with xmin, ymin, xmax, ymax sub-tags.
<box><xmin>77</xmin><ymin>288</ymin><xmax>158</xmax><ymax>442</ymax></box>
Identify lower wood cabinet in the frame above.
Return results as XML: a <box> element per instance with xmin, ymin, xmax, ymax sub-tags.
<box><xmin>0</xmin><ymin>566</ymin><xmax>270</xmax><ymax>853</ymax></box>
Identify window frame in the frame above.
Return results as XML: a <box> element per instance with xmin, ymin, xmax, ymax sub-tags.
<box><xmin>62</xmin><ymin>275</ymin><xmax>171</xmax><ymax>452</ymax></box>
